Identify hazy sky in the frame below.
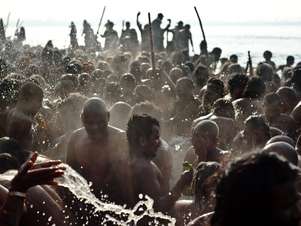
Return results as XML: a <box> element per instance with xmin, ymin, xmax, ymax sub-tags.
<box><xmin>1</xmin><ymin>0</ymin><xmax>301</xmax><ymax>26</ymax></box>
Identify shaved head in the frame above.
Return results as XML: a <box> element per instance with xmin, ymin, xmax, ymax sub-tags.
<box><xmin>82</xmin><ymin>97</ymin><xmax>108</xmax><ymax>115</ymax></box>
<box><xmin>81</xmin><ymin>97</ymin><xmax>109</xmax><ymax>139</ymax></box>
<box><xmin>263</xmin><ymin>142</ymin><xmax>298</xmax><ymax>166</ymax></box>
<box><xmin>192</xmin><ymin>120</ymin><xmax>219</xmax><ymax>139</ymax></box>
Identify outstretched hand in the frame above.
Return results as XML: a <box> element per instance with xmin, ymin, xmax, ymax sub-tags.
<box><xmin>10</xmin><ymin>152</ymin><xmax>65</xmax><ymax>193</ymax></box>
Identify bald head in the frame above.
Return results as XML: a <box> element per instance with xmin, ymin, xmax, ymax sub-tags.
<box><xmin>263</xmin><ymin>142</ymin><xmax>298</xmax><ymax>165</ymax></box>
<box><xmin>81</xmin><ymin>98</ymin><xmax>109</xmax><ymax>139</ymax></box>
<box><xmin>82</xmin><ymin>97</ymin><xmax>108</xmax><ymax>115</ymax></box>
<box><xmin>266</xmin><ymin>135</ymin><xmax>295</xmax><ymax>147</ymax></box>
<box><xmin>192</xmin><ymin>120</ymin><xmax>219</xmax><ymax>139</ymax></box>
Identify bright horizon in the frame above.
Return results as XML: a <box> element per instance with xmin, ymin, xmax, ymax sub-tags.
<box><xmin>1</xmin><ymin>0</ymin><xmax>301</xmax><ymax>27</ymax></box>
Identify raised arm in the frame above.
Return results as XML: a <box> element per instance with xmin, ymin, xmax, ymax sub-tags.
<box><xmin>136</xmin><ymin>12</ymin><xmax>142</xmax><ymax>33</ymax></box>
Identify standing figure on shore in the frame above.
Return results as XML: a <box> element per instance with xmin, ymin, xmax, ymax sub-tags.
<box><xmin>15</xmin><ymin>26</ymin><xmax>26</xmax><ymax>43</ymax></box>
<box><xmin>82</xmin><ymin>20</ymin><xmax>96</xmax><ymax>49</ymax></box>
<box><xmin>137</xmin><ymin>12</ymin><xmax>150</xmax><ymax>51</ymax></box>
<box><xmin>101</xmin><ymin>20</ymin><xmax>119</xmax><ymax>51</ymax></box>
<box><xmin>0</xmin><ymin>19</ymin><xmax>6</xmax><ymax>44</ymax></box>
<box><xmin>120</xmin><ymin>21</ymin><xmax>138</xmax><ymax>52</ymax></box>
<box><xmin>69</xmin><ymin>22</ymin><xmax>78</xmax><ymax>49</ymax></box>
<box><xmin>151</xmin><ymin>13</ymin><xmax>171</xmax><ymax>52</ymax></box>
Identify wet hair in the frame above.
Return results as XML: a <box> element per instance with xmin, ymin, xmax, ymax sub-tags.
<box><xmin>228</xmin><ymin>73</ymin><xmax>248</xmax><ymax>95</ymax></box>
<box><xmin>131</xmin><ymin>101</ymin><xmax>161</xmax><ymax>120</ymax></box>
<box><xmin>211</xmin><ymin>151</ymin><xmax>299</xmax><ymax>226</ymax></box>
<box><xmin>212</xmin><ymin>99</ymin><xmax>235</xmax><ymax>118</ymax></box>
<box><xmin>18</xmin><ymin>82</ymin><xmax>43</xmax><ymax>102</ymax></box>
<box><xmin>207</xmin><ymin>78</ymin><xmax>225</xmax><ymax>97</ymax></box>
<box><xmin>243</xmin><ymin>76</ymin><xmax>266</xmax><ymax>99</ymax></box>
<box><xmin>126</xmin><ymin>114</ymin><xmax>160</xmax><ymax>150</ymax></box>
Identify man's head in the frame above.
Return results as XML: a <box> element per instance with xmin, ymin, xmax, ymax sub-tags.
<box><xmin>211</xmin><ymin>47</ymin><xmax>222</xmax><ymax>62</ymax></box>
<box><xmin>127</xmin><ymin>114</ymin><xmax>160</xmax><ymax>159</ymax></box>
<box><xmin>276</xmin><ymin>87</ymin><xmax>298</xmax><ymax>114</ymax></box>
<box><xmin>244</xmin><ymin>115</ymin><xmax>271</xmax><ymax>148</ymax></box>
<box><xmin>81</xmin><ymin>97</ymin><xmax>109</xmax><ymax>140</ymax></box>
<box><xmin>176</xmin><ymin>77</ymin><xmax>194</xmax><ymax>99</ymax></box>
<box><xmin>263</xmin><ymin>50</ymin><xmax>273</xmax><ymax>61</ymax></box>
<box><xmin>228</xmin><ymin>73</ymin><xmax>248</xmax><ymax>100</ymax></box>
<box><xmin>120</xmin><ymin>73</ymin><xmax>136</xmax><ymax>94</ymax></box>
<box><xmin>213</xmin><ymin>99</ymin><xmax>235</xmax><ymax>119</ymax></box>
<box><xmin>17</xmin><ymin>82</ymin><xmax>43</xmax><ymax>116</ymax></box>
<box><xmin>212</xmin><ymin>152</ymin><xmax>300</xmax><ymax>226</ymax></box>
<box><xmin>192</xmin><ymin>120</ymin><xmax>219</xmax><ymax>160</ymax></box>
<box><xmin>263</xmin><ymin>93</ymin><xmax>282</xmax><ymax>120</ymax></box>
<box><xmin>125</xmin><ymin>21</ymin><xmax>130</xmax><ymax>29</ymax></box>
<box><xmin>243</xmin><ymin>76</ymin><xmax>266</xmax><ymax>99</ymax></box>
<box><xmin>287</xmin><ymin>56</ymin><xmax>295</xmax><ymax>66</ymax></box>
<box><xmin>229</xmin><ymin>54</ymin><xmax>238</xmax><ymax>63</ymax></box>
<box><xmin>263</xmin><ymin>142</ymin><xmax>298</xmax><ymax>166</ymax></box>
<box><xmin>157</xmin><ymin>13</ymin><xmax>164</xmax><ymax>20</ymax></box>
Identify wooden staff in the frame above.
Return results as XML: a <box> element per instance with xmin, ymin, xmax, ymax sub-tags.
<box><xmin>148</xmin><ymin>13</ymin><xmax>156</xmax><ymax>73</ymax></box>
<box><xmin>96</xmin><ymin>6</ymin><xmax>106</xmax><ymax>35</ymax></box>
<box><xmin>245</xmin><ymin>51</ymin><xmax>253</xmax><ymax>76</ymax></box>
<box><xmin>194</xmin><ymin>6</ymin><xmax>206</xmax><ymax>43</ymax></box>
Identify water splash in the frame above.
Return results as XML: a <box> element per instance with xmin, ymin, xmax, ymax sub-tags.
<box><xmin>57</xmin><ymin>164</ymin><xmax>176</xmax><ymax>226</ymax></box>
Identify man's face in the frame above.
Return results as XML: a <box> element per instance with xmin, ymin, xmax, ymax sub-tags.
<box><xmin>82</xmin><ymin>111</ymin><xmax>108</xmax><ymax>140</ymax></box>
<box><xmin>141</xmin><ymin>125</ymin><xmax>161</xmax><ymax>159</ymax></box>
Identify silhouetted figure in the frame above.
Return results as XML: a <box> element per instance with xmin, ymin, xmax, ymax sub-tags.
<box><xmin>82</xmin><ymin>20</ymin><xmax>96</xmax><ymax>49</ymax></box>
<box><xmin>0</xmin><ymin>19</ymin><xmax>6</xmax><ymax>43</ymax></box>
<box><xmin>101</xmin><ymin>20</ymin><xmax>119</xmax><ymax>50</ymax></box>
<box><xmin>42</xmin><ymin>40</ymin><xmax>54</xmax><ymax>66</ymax></box>
<box><xmin>120</xmin><ymin>21</ymin><xmax>138</xmax><ymax>52</ymax></box>
<box><xmin>151</xmin><ymin>13</ymin><xmax>171</xmax><ymax>51</ymax></box>
<box><xmin>15</xmin><ymin>26</ymin><xmax>26</xmax><ymax>43</ymax></box>
<box><xmin>137</xmin><ymin>12</ymin><xmax>150</xmax><ymax>51</ymax></box>
<box><xmin>69</xmin><ymin>22</ymin><xmax>78</xmax><ymax>49</ymax></box>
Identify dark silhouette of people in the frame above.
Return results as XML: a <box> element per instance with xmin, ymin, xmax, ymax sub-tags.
<box><xmin>101</xmin><ymin>20</ymin><xmax>119</xmax><ymax>50</ymax></box>
<box><xmin>69</xmin><ymin>22</ymin><xmax>78</xmax><ymax>49</ymax></box>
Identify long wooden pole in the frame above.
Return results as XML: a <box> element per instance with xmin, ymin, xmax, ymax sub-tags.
<box><xmin>148</xmin><ymin>13</ymin><xmax>156</xmax><ymax>72</ymax></box>
<box><xmin>194</xmin><ymin>6</ymin><xmax>206</xmax><ymax>43</ymax></box>
<box><xmin>96</xmin><ymin>6</ymin><xmax>106</xmax><ymax>35</ymax></box>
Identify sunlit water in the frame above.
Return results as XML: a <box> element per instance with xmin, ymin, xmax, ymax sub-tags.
<box><xmin>56</xmin><ymin>164</ymin><xmax>176</xmax><ymax>225</ymax></box>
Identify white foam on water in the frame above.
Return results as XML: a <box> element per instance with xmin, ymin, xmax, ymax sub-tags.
<box><xmin>57</xmin><ymin>164</ymin><xmax>176</xmax><ymax>226</ymax></box>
